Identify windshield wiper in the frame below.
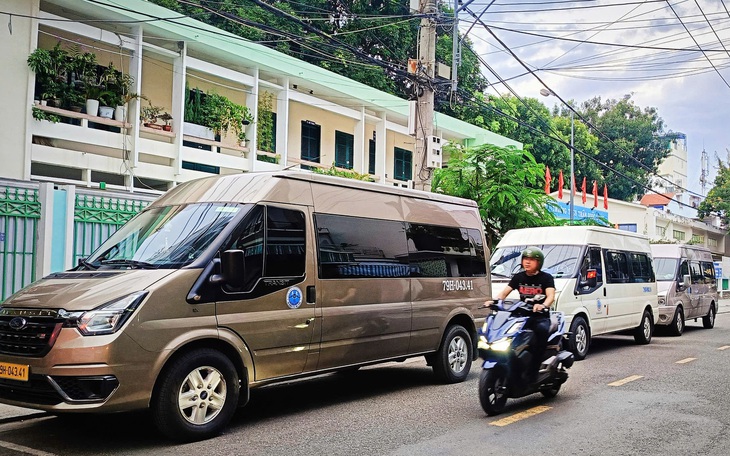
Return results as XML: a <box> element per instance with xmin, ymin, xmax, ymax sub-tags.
<box><xmin>100</xmin><ymin>259</ymin><xmax>158</xmax><ymax>269</ymax></box>
<box><xmin>77</xmin><ymin>258</ymin><xmax>99</xmax><ymax>270</ymax></box>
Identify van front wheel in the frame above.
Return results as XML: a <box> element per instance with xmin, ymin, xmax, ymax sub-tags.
<box><xmin>432</xmin><ymin>325</ymin><xmax>472</xmax><ymax>384</ymax></box>
<box><xmin>634</xmin><ymin>309</ymin><xmax>653</xmax><ymax>344</ymax></box>
<box><xmin>568</xmin><ymin>316</ymin><xmax>590</xmax><ymax>361</ymax></box>
<box><xmin>151</xmin><ymin>349</ymin><xmax>240</xmax><ymax>442</ymax></box>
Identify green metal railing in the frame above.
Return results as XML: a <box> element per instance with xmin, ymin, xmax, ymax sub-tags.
<box><xmin>0</xmin><ymin>186</ymin><xmax>40</xmax><ymax>302</ymax></box>
<box><xmin>73</xmin><ymin>194</ymin><xmax>149</xmax><ymax>265</ymax></box>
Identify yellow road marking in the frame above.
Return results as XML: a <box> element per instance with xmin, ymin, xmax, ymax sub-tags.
<box><xmin>607</xmin><ymin>375</ymin><xmax>643</xmax><ymax>387</ymax></box>
<box><xmin>676</xmin><ymin>357</ymin><xmax>697</xmax><ymax>364</ymax></box>
<box><xmin>489</xmin><ymin>406</ymin><xmax>552</xmax><ymax>427</ymax></box>
<box><xmin>718</xmin><ymin>346</ymin><xmax>730</xmax><ymax>351</ymax></box>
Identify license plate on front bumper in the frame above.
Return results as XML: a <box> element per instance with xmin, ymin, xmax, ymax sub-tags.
<box><xmin>0</xmin><ymin>362</ymin><xmax>29</xmax><ymax>381</ymax></box>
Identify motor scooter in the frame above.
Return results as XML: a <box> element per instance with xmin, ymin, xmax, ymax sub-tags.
<box><xmin>477</xmin><ymin>295</ymin><xmax>574</xmax><ymax>415</ymax></box>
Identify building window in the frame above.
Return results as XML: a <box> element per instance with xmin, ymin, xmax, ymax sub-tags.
<box><xmin>618</xmin><ymin>223</ymin><xmax>637</xmax><ymax>233</ymax></box>
<box><xmin>394</xmin><ymin>147</ymin><xmax>412</xmax><ymax>181</ymax></box>
<box><xmin>301</xmin><ymin>121</ymin><xmax>321</xmax><ymax>163</ymax></box>
<box><xmin>691</xmin><ymin>234</ymin><xmax>704</xmax><ymax>244</ymax></box>
<box><xmin>368</xmin><ymin>139</ymin><xmax>376</xmax><ymax>175</ymax></box>
<box><xmin>708</xmin><ymin>237</ymin><xmax>718</xmax><ymax>247</ymax></box>
<box><xmin>656</xmin><ymin>226</ymin><xmax>666</xmax><ymax>237</ymax></box>
<box><xmin>672</xmin><ymin>230</ymin><xmax>685</xmax><ymax>241</ymax></box>
<box><xmin>335</xmin><ymin>131</ymin><xmax>354</xmax><ymax>169</ymax></box>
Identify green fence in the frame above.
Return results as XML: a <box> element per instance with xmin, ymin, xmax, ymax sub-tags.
<box><xmin>0</xmin><ymin>186</ymin><xmax>40</xmax><ymax>302</ymax></box>
<box><xmin>73</xmin><ymin>194</ymin><xmax>150</xmax><ymax>265</ymax></box>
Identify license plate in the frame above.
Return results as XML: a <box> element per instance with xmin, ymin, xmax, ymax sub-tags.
<box><xmin>0</xmin><ymin>362</ymin><xmax>29</xmax><ymax>382</ymax></box>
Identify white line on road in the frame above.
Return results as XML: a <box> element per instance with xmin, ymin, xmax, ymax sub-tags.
<box><xmin>489</xmin><ymin>406</ymin><xmax>551</xmax><ymax>426</ymax></box>
<box><xmin>0</xmin><ymin>440</ymin><xmax>57</xmax><ymax>456</ymax></box>
<box><xmin>675</xmin><ymin>357</ymin><xmax>697</xmax><ymax>364</ymax></box>
<box><xmin>718</xmin><ymin>346</ymin><xmax>730</xmax><ymax>351</ymax></box>
<box><xmin>607</xmin><ymin>375</ymin><xmax>644</xmax><ymax>387</ymax></box>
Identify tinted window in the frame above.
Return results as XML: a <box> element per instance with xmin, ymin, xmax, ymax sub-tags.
<box><xmin>604</xmin><ymin>251</ymin><xmax>630</xmax><ymax>283</ymax></box>
<box><xmin>578</xmin><ymin>247</ymin><xmax>603</xmax><ymax>292</ymax></box>
<box><xmin>407</xmin><ymin>224</ymin><xmax>486</xmax><ymax>277</ymax></box>
<box><xmin>316</xmin><ymin>214</ymin><xmax>409</xmax><ymax>279</ymax></box>
<box><xmin>629</xmin><ymin>253</ymin><xmax>654</xmax><ymax>283</ymax></box>
<box><xmin>231</xmin><ymin>206</ymin><xmax>264</xmax><ymax>291</ymax></box>
<box><xmin>265</xmin><ymin>206</ymin><xmax>306</xmax><ymax>277</ymax></box>
<box><xmin>689</xmin><ymin>261</ymin><xmax>703</xmax><ymax>285</ymax></box>
<box><xmin>702</xmin><ymin>261</ymin><xmax>716</xmax><ymax>284</ymax></box>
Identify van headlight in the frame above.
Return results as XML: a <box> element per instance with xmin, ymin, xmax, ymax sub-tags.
<box><xmin>658</xmin><ymin>297</ymin><xmax>666</xmax><ymax>306</ymax></box>
<box><xmin>68</xmin><ymin>291</ymin><xmax>148</xmax><ymax>336</ymax></box>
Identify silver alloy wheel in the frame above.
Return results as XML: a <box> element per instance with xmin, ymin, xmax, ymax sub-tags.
<box><xmin>643</xmin><ymin>315</ymin><xmax>652</xmax><ymax>339</ymax></box>
<box><xmin>178</xmin><ymin>365</ymin><xmax>227</xmax><ymax>425</ymax></box>
<box><xmin>448</xmin><ymin>335</ymin><xmax>468</xmax><ymax>373</ymax></box>
<box><xmin>574</xmin><ymin>325</ymin><xmax>587</xmax><ymax>354</ymax></box>
<box><xmin>675</xmin><ymin>310</ymin><xmax>684</xmax><ymax>334</ymax></box>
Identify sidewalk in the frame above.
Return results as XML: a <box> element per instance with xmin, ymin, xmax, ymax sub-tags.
<box><xmin>0</xmin><ymin>298</ymin><xmax>729</xmax><ymax>422</ymax></box>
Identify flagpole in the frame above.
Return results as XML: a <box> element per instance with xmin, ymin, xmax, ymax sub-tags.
<box><xmin>569</xmin><ymin>110</ymin><xmax>574</xmax><ymax>224</ymax></box>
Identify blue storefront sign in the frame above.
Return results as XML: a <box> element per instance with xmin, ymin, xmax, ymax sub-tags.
<box><xmin>547</xmin><ymin>201</ymin><xmax>608</xmax><ymax>222</ymax></box>
<box><xmin>714</xmin><ymin>262</ymin><xmax>722</xmax><ymax>279</ymax></box>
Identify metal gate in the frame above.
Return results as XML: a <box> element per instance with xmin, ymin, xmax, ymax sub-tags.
<box><xmin>0</xmin><ymin>185</ymin><xmax>40</xmax><ymax>302</ymax></box>
<box><xmin>73</xmin><ymin>193</ymin><xmax>150</xmax><ymax>266</ymax></box>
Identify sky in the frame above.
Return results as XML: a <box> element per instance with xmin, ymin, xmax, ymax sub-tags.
<box><xmin>456</xmin><ymin>0</ymin><xmax>729</xmax><ymax>196</ymax></box>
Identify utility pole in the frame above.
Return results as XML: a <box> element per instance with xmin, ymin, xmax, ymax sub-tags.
<box><xmin>414</xmin><ymin>0</ymin><xmax>436</xmax><ymax>192</ymax></box>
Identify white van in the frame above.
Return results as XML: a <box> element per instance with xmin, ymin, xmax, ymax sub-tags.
<box><xmin>652</xmin><ymin>244</ymin><xmax>718</xmax><ymax>336</ymax></box>
<box><xmin>490</xmin><ymin>226</ymin><xmax>658</xmax><ymax>360</ymax></box>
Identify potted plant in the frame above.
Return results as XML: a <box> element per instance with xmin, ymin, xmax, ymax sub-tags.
<box><xmin>183</xmin><ymin>86</ymin><xmax>252</xmax><ymax>142</ymax></box>
<box><xmin>27</xmin><ymin>42</ymin><xmax>69</xmax><ymax>107</ymax></box>
<box><xmin>183</xmin><ymin>86</ymin><xmax>215</xmax><ymax>140</ymax></box>
<box><xmin>140</xmin><ymin>102</ymin><xmax>163</xmax><ymax>129</ymax></box>
<box><xmin>159</xmin><ymin>112</ymin><xmax>173</xmax><ymax>132</ymax></box>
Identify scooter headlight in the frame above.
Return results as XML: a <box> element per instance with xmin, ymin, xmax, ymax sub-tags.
<box><xmin>490</xmin><ymin>337</ymin><xmax>512</xmax><ymax>352</ymax></box>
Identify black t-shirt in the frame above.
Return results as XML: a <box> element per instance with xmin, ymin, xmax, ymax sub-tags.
<box><xmin>508</xmin><ymin>270</ymin><xmax>555</xmax><ymax>316</ymax></box>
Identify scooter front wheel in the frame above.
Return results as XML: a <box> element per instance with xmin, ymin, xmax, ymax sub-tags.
<box><xmin>479</xmin><ymin>368</ymin><xmax>508</xmax><ymax>416</ymax></box>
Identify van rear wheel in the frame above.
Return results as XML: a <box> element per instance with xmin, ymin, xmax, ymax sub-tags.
<box><xmin>432</xmin><ymin>325</ymin><xmax>472</xmax><ymax>384</ymax></box>
<box><xmin>151</xmin><ymin>349</ymin><xmax>240</xmax><ymax>442</ymax></box>
<box><xmin>634</xmin><ymin>309</ymin><xmax>653</xmax><ymax>344</ymax></box>
<box><xmin>668</xmin><ymin>307</ymin><xmax>684</xmax><ymax>336</ymax></box>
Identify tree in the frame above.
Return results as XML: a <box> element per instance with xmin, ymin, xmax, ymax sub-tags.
<box><xmin>431</xmin><ymin>144</ymin><xmax>558</xmax><ymax>249</ymax></box>
<box><xmin>697</xmin><ymin>160</ymin><xmax>730</xmax><ymax>227</ymax></box>
<box><xmin>579</xmin><ymin>94</ymin><xmax>670</xmax><ymax>201</ymax></box>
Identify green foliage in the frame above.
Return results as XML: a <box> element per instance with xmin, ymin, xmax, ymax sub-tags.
<box><xmin>257</xmin><ymin>91</ymin><xmax>275</xmax><ymax>152</ymax></box>
<box><xmin>431</xmin><ymin>144</ymin><xmax>559</xmax><ymax>249</ymax></box>
<box><xmin>185</xmin><ymin>86</ymin><xmax>253</xmax><ymax>142</ymax></box>
<box><xmin>697</xmin><ymin>160</ymin><xmax>730</xmax><ymax>227</ymax></box>
<box><xmin>32</xmin><ymin>107</ymin><xmax>60</xmax><ymax>123</ymax></box>
<box><xmin>313</xmin><ymin>165</ymin><xmax>375</xmax><ymax>182</ymax></box>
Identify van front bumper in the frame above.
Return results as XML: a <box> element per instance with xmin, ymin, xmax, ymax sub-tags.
<box><xmin>656</xmin><ymin>305</ymin><xmax>678</xmax><ymax>326</ymax></box>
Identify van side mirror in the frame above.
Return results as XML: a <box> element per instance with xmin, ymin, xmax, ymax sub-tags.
<box><xmin>211</xmin><ymin>249</ymin><xmax>246</xmax><ymax>289</ymax></box>
<box><xmin>682</xmin><ymin>274</ymin><xmax>691</xmax><ymax>288</ymax></box>
<box><xmin>580</xmin><ymin>269</ymin><xmax>598</xmax><ymax>288</ymax></box>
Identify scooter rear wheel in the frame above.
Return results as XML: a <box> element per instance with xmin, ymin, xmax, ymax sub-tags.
<box><xmin>479</xmin><ymin>368</ymin><xmax>508</xmax><ymax>416</ymax></box>
<box><xmin>540</xmin><ymin>383</ymin><xmax>561</xmax><ymax>398</ymax></box>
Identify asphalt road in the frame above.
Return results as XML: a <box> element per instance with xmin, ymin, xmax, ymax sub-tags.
<box><xmin>0</xmin><ymin>301</ymin><xmax>729</xmax><ymax>456</ymax></box>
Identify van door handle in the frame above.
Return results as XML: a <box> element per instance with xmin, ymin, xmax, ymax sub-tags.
<box><xmin>604</xmin><ymin>288</ymin><xmax>606</xmax><ymax>297</ymax></box>
<box><xmin>306</xmin><ymin>317</ymin><xmax>315</xmax><ymax>325</ymax></box>
<box><xmin>307</xmin><ymin>285</ymin><xmax>316</xmax><ymax>304</ymax></box>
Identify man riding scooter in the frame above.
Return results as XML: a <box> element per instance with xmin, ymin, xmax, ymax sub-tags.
<box><xmin>490</xmin><ymin>246</ymin><xmax>555</xmax><ymax>381</ymax></box>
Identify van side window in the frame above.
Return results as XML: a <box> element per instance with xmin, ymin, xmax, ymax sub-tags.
<box><xmin>604</xmin><ymin>251</ymin><xmax>629</xmax><ymax>283</ymax></box>
<box><xmin>629</xmin><ymin>253</ymin><xmax>654</xmax><ymax>283</ymax></box>
<box><xmin>265</xmin><ymin>206</ymin><xmax>306</xmax><ymax>277</ymax></box>
<box><xmin>315</xmin><ymin>214</ymin><xmax>409</xmax><ymax>279</ymax></box>
<box><xmin>577</xmin><ymin>247</ymin><xmax>603</xmax><ymax>293</ymax></box>
<box><xmin>230</xmin><ymin>206</ymin><xmax>306</xmax><ymax>291</ymax></box>
<box><xmin>702</xmin><ymin>261</ymin><xmax>716</xmax><ymax>285</ymax></box>
<box><xmin>679</xmin><ymin>260</ymin><xmax>689</xmax><ymax>282</ymax></box>
<box><xmin>689</xmin><ymin>261</ymin><xmax>703</xmax><ymax>285</ymax></box>
<box><xmin>406</xmin><ymin>224</ymin><xmax>486</xmax><ymax>277</ymax></box>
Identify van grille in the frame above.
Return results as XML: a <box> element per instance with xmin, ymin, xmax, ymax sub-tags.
<box><xmin>0</xmin><ymin>316</ymin><xmax>63</xmax><ymax>357</ymax></box>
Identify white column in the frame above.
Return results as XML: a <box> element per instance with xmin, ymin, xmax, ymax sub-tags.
<box><xmin>171</xmin><ymin>40</ymin><xmax>188</xmax><ymax>181</ymax></box>
<box><xmin>36</xmin><ymin>183</ymin><xmax>54</xmax><ymax>278</ymax></box>
<box><xmin>277</xmin><ymin>78</ymin><xmax>290</xmax><ymax>168</ymax></box>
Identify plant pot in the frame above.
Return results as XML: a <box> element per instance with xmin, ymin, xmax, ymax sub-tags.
<box><xmin>183</xmin><ymin>121</ymin><xmax>215</xmax><ymax>140</ymax></box>
<box><xmin>163</xmin><ymin>125</ymin><xmax>172</xmax><ymax>132</ymax></box>
<box><xmin>114</xmin><ymin>106</ymin><xmax>126</xmax><ymax>122</ymax></box>
<box><xmin>98</xmin><ymin>106</ymin><xmax>114</xmax><ymax>119</ymax></box>
<box><xmin>86</xmin><ymin>99</ymin><xmax>99</xmax><ymax>116</ymax></box>
<box><xmin>69</xmin><ymin>105</ymin><xmax>83</xmax><ymax>113</ymax></box>
<box><xmin>144</xmin><ymin>123</ymin><xmax>163</xmax><ymax>130</ymax></box>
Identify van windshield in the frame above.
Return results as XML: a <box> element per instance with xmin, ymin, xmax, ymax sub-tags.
<box><xmin>83</xmin><ymin>203</ymin><xmax>244</xmax><ymax>269</ymax></box>
<box><xmin>490</xmin><ymin>245</ymin><xmax>582</xmax><ymax>279</ymax></box>
<box><xmin>653</xmin><ymin>257</ymin><xmax>678</xmax><ymax>281</ymax></box>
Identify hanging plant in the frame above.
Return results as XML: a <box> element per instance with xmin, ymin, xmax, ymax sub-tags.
<box><xmin>257</xmin><ymin>91</ymin><xmax>275</xmax><ymax>152</ymax></box>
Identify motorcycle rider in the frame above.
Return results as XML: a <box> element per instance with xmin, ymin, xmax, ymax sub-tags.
<box><xmin>490</xmin><ymin>246</ymin><xmax>555</xmax><ymax>380</ymax></box>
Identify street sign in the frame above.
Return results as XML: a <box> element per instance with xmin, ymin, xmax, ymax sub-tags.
<box><xmin>714</xmin><ymin>262</ymin><xmax>722</xmax><ymax>279</ymax></box>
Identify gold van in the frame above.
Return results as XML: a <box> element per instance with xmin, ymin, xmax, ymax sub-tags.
<box><xmin>0</xmin><ymin>171</ymin><xmax>490</xmax><ymax>441</ymax></box>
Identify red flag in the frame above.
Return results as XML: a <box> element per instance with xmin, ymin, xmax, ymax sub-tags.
<box><xmin>544</xmin><ymin>166</ymin><xmax>552</xmax><ymax>195</ymax></box>
<box><xmin>558</xmin><ymin>170</ymin><xmax>564</xmax><ymax>199</ymax></box>
<box><xmin>603</xmin><ymin>184</ymin><xmax>609</xmax><ymax>209</ymax></box>
<box><xmin>571</xmin><ymin>174</ymin><xmax>576</xmax><ymax>196</ymax></box>
<box><xmin>581</xmin><ymin>177</ymin><xmax>587</xmax><ymax>203</ymax></box>
<box><xmin>592</xmin><ymin>180</ymin><xmax>598</xmax><ymax>208</ymax></box>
